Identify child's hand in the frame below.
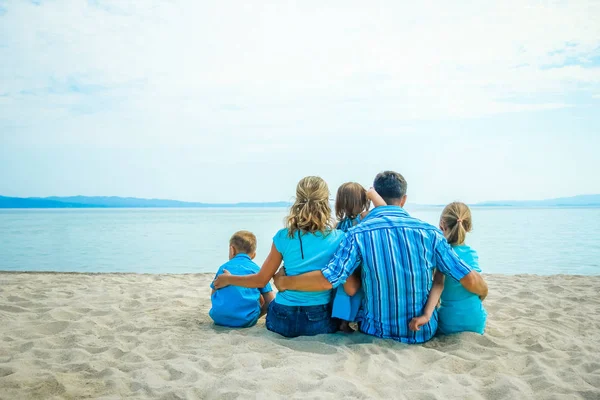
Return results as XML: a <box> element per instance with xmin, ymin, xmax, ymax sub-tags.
<box><xmin>212</xmin><ymin>269</ymin><xmax>232</xmax><ymax>289</ymax></box>
<box><xmin>409</xmin><ymin>315</ymin><xmax>430</xmax><ymax>331</ymax></box>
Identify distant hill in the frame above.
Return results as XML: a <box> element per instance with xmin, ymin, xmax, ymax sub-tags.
<box><xmin>0</xmin><ymin>196</ymin><xmax>291</xmax><ymax>209</ymax></box>
<box><xmin>475</xmin><ymin>194</ymin><xmax>600</xmax><ymax>207</ymax></box>
<box><xmin>2</xmin><ymin>194</ymin><xmax>599</xmax><ymax>209</ymax></box>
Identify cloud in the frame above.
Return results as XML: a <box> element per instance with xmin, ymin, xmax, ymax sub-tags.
<box><xmin>1</xmin><ymin>1</ymin><xmax>599</xmax><ymax>120</ymax></box>
<box><xmin>0</xmin><ymin>0</ymin><xmax>599</xmax><ymax>202</ymax></box>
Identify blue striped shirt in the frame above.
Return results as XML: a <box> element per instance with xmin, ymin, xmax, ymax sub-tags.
<box><xmin>321</xmin><ymin>206</ymin><xmax>473</xmax><ymax>343</ymax></box>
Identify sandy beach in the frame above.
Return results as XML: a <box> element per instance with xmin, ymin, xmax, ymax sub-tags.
<box><xmin>0</xmin><ymin>273</ymin><xmax>598</xmax><ymax>399</ymax></box>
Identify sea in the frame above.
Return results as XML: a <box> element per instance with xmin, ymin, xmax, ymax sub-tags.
<box><xmin>1</xmin><ymin>207</ymin><xmax>599</xmax><ymax>275</ymax></box>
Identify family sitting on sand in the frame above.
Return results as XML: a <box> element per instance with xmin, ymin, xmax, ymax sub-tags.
<box><xmin>211</xmin><ymin>171</ymin><xmax>488</xmax><ymax>344</ymax></box>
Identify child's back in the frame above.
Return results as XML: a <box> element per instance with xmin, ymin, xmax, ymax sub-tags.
<box><xmin>209</xmin><ymin>231</ymin><xmax>273</xmax><ymax>328</ymax></box>
<box><xmin>331</xmin><ymin>182</ymin><xmax>371</xmax><ymax>329</ymax></box>
<box><xmin>438</xmin><ymin>244</ymin><xmax>487</xmax><ymax>334</ymax></box>
<box><xmin>408</xmin><ymin>202</ymin><xmax>488</xmax><ymax>336</ymax></box>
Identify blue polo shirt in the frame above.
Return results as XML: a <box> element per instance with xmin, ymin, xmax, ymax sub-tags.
<box><xmin>321</xmin><ymin>206</ymin><xmax>473</xmax><ymax>344</ymax></box>
<box><xmin>209</xmin><ymin>254</ymin><xmax>273</xmax><ymax>328</ymax></box>
<box><xmin>273</xmin><ymin>228</ymin><xmax>345</xmax><ymax>306</ymax></box>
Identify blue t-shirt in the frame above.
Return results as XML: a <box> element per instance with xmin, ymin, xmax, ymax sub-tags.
<box><xmin>440</xmin><ymin>245</ymin><xmax>482</xmax><ymax>302</ymax></box>
<box><xmin>438</xmin><ymin>244</ymin><xmax>487</xmax><ymax>335</ymax></box>
<box><xmin>209</xmin><ymin>254</ymin><xmax>273</xmax><ymax>328</ymax></box>
<box><xmin>273</xmin><ymin>228</ymin><xmax>345</xmax><ymax>306</ymax></box>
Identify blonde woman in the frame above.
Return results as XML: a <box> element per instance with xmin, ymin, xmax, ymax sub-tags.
<box><xmin>213</xmin><ymin>176</ymin><xmax>344</xmax><ymax>337</ymax></box>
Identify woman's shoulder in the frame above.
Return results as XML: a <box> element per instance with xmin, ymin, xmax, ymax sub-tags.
<box><xmin>273</xmin><ymin>228</ymin><xmax>293</xmax><ymax>240</ymax></box>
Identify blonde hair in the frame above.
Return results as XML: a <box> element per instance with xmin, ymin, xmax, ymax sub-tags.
<box><xmin>440</xmin><ymin>202</ymin><xmax>472</xmax><ymax>246</ymax></box>
<box><xmin>335</xmin><ymin>182</ymin><xmax>369</xmax><ymax>221</ymax></box>
<box><xmin>230</xmin><ymin>231</ymin><xmax>257</xmax><ymax>254</ymax></box>
<box><xmin>286</xmin><ymin>176</ymin><xmax>334</xmax><ymax>237</ymax></box>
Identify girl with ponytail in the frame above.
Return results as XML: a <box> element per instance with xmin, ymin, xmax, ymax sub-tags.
<box><xmin>213</xmin><ymin>176</ymin><xmax>345</xmax><ymax>337</ymax></box>
<box><xmin>409</xmin><ymin>202</ymin><xmax>488</xmax><ymax>335</ymax></box>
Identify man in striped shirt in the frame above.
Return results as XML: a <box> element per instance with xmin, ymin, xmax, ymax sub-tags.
<box><xmin>273</xmin><ymin>171</ymin><xmax>488</xmax><ymax>343</ymax></box>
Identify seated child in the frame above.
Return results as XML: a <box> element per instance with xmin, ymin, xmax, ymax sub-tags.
<box><xmin>408</xmin><ymin>202</ymin><xmax>487</xmax><ymax>335</ymax></box>
<box><xmin>209</xmin><ymin>230</ymin><xmax>275</xmax><ymax>328</ymax></box>
<box><xmin>331</xmin><ymin>182</ymin><xmax>371</xmax><ymax>332</ymax></box>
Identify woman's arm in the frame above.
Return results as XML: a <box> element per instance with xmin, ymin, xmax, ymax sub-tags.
<box><xmin>367</xmin><ymin>187</ymin><xmax>387</xmax><ymax>207</ymax></box>
<box><xmin>409</xmin><ymin>270</ymin><xmax>445</xmax><ymax>331</ymax></box>
<box><xmin>212</xmin><ymin>243</ymin><xmax>282</xmax><ymax>289</ymax></box>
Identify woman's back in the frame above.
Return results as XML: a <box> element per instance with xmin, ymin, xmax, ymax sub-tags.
<box><xmin>274</xmin><ymin>228</ymin><xmax>345</xmax><ymax>306</ymax></box>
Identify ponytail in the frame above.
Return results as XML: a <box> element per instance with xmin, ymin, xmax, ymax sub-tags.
<box><xmin>440</xmin><ymin>202</ymin><xmax>472</xmax><ymax>246</ymax></box>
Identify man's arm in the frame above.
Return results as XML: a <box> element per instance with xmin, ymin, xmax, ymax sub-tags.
<box><xmin>434</xmin><ymin>234</ymin><xmax>488</xmax><ymax>300</ymax></box>
<box><xmin>274</xmin><ymin>234</ymin><xmax>361</xmax><ymax>292</ymax></box>
<box><xmin>460</xmin><ymin>271</ymin><xmax>488</xmax><ymax>300</ymax></box>
<box><xmin>273</xmin><ymin>270</ymin><xmax>332</xmax><ymax>292</ymax></box>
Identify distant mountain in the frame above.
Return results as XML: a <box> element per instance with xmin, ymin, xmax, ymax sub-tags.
<box><xmin>475</xmin><ymin>194</ymin><xmax>600</xmax><ymax>207</ymax></box>
<box><xmin>0</xmin><ymin>196</ymin><xmax>93</xmax><ymax>208</ymax></box>
<box><xmin>2</xmin><ymin>194</ymin><xmax>599</xmax><ymax>209</ymax></box>
<box><xmin>0</xmin><ymin>196</ymin><xmax>291</xmax><ymax>209</ymax></box>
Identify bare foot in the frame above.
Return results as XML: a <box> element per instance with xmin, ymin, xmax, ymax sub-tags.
<box><xmin>339</xmin><ymin>321</ymin><xmax>356</xmax><ymax>333</ymax></box>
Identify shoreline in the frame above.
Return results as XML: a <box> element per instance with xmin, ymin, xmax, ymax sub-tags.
<box><xmin>2</xmin><ymin>270</ymin><xmax>599</xmax><ymax>277</ymax></box>
<box><xmin>1</xmin><ymin>273</ymin><xmax>599</xmax><ymax>398</ymax></box>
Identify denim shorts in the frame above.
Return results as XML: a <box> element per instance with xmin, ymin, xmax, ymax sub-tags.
<box><xmin>265</xmin><ymin>301</ymin><xmax>338</xmax><ymax>338</ymax></box>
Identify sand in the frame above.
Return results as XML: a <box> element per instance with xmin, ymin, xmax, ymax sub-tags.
<box><xmin>0</xmin><ymin>273</ymin><xmax>598</xmax><ymax>400</ymax></box>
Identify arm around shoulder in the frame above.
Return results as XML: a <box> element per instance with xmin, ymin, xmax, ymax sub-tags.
<box><xmin>213</xmin><ymin>243</ymin><xmax>282</xmax><ymax>289</ymax></box>
<box><xmin>274</xmin><ymin>270</ymin><xmax>332</xmax><ymax>292</ymax></box>
<box><xmin>459</xmin><ymin>270</ymin><xmax>488</xmax><ymax>300</ymax></box>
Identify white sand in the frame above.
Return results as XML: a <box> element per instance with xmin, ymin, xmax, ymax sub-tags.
<box><xmin>0</xmin><ymin>273</ymin><xmax>598</xmax><ymax>400</ymax></box>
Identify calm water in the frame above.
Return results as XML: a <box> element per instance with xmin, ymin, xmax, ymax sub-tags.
<box><xmin>1</xmin><ymin>207</ymin><xmax>599</xmax><ymax>275</ymax></box>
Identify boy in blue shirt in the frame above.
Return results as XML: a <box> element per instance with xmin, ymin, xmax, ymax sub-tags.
<box><xmin>210</xmin><ymin>231</ymin><xmax>274</xmax><ymax>328</ymax></box>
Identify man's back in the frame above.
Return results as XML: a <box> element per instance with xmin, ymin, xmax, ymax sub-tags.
<box><xmin>323</xmin><ymin>206</ymin><xmax>472</xmax><ymax>343</ymax></box>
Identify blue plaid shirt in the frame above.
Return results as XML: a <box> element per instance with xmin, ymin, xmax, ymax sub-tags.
<box><xmin>322</xmin><ymin>206</ymin><xmax>473</xmax><ymax>343</ymax></box>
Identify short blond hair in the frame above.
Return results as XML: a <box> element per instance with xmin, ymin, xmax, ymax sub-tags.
<box><xmin>229</xmin><ymin>231</ymin><xmax>257</xmax><ymax>254</ymax></box>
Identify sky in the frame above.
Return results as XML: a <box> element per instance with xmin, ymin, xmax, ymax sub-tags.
<box><xmin>1</xmin><ymin>0</ymin><xmax>599</xmax><ymax>204</ymax></box>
